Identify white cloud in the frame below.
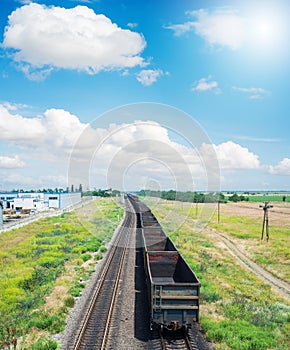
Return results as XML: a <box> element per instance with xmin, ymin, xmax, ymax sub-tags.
<box><xmin>268</xmin><ymin>158</ymin><xmax>290</xmax><ymax>175</ymax></box>
<box><xmin>0</xmin><ymin>155</ymin><xmax>25</xmax><ymax>168</ymax></box>
<box><xmin>165</xmin><ymin>6</ymin><xmax>289</xmax><ymax>56</ymax></box>
<box><xmin>164</xmin><ymin>22</ymin><xmax>196</xmax><ymax>36</ymax></box>
<box><xmin>165</xmin><ymin>9</ymin><xmax>246</xmax><ymax>50</ymax></box>
<box><xmin>17</xmin><ymin>0</ymin><xmax>32</xmax><ymax>4</ymax></box>
<box><xmin>202</xmin><ymin>141</ymin><xmax>260</xmax><ymax>170</ymax></box>
<box><xmin>2</xmin><ymin>101</ymin><xmax>30</xmax><ymax>112</ymax></box>
<box><xmin>235</xmin><ymin>135</ymin><xmax>280</xmax><ymax>143</ymax></box>
<box><xmin>127</xmin><ymin>22</ymin><xmax>138</xmax><ymax>29</ymax></box>
<box><xmin>17</xmin><ymin>64</ymin><xmax>54</xmax><ymax>82</ymax></box>
<box><xmin>232</xmin><ymin>86</ymin><xmax>270</xmax><ymax>99</ymax></box>
<box><xmin>191</xmin><ymin>76</ymin><xmax>220</xmax><ymax>93</ymax></box>
<box><xmin>1</xmin><ymin>102</ymin><xmax>286</xmax><ymax>190</ymax></box>
<box><xmin>69</xmin><ymin>120</ymin><xmax>218</xmax><ymax>191</ymax></box>
<box><xmin>136</xmin><ymin>69</ymin><xmax>166</xmax><ymax>86</ymax></box>
<box><xmin>3</xmin><ymin>3</ymin><xmax>146</xmax><ymax>78</ymax></box>
<box><xmin>0</xmin><ymin>104</ymin><xmax>87</xmax><ymax>152</ymax></box>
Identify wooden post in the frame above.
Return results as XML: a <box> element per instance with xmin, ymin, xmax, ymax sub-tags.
<box><xmin>260</xmin><ymin>202</ymin><xmax>273</xmax><ymax>241</ymax></box>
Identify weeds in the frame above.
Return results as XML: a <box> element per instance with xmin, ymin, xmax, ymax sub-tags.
<box><xmin>150</xmin><ymin>199</ymin><xmax>290</xmax><ymax>349</ymax></box>
<box><xmin>0</xmin><ymin>198</ymin><xmax>123</xmax><ymax>348</ymax></box>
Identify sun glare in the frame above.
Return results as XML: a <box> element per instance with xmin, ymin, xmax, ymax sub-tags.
<box><xmin>250</xmin><ymin>14</ymin><xmax>284</xmax><ymax>47</ymax></box>
<box><xmin>242</xmin><ymin>1</ymin><xmax>289</xmax><ymax>60</ymax></box>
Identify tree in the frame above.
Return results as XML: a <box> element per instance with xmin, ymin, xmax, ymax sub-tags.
<box><xmin>229</xmin><ymin>193</ymin><xmax>240</xmax><ymax>202</ymax></box>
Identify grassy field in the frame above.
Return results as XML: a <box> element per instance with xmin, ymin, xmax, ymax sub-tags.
<box><xmin>0</xmin><ymin>197</ymin><xmax>123</xmax><ymax>349</ymax></box>
<box><xmin>247</xmin><ymin>195</ymin><xmax>289</xmax><ymax>202</ymax></box>
<box><xmin>145</xmin><ymin>198</ymin><xmax>290</xmax><ymax>350</ymax></box>
<box><xmin>224</xmin><ymin>193</ymin><xmax>290</xmax><ymax>203</ymax></box>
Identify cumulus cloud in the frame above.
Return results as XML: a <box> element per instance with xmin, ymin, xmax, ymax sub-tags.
<box><xmin>202</xmin><ymin>141</ymin><xmax>260</xmax><ymax>170</ymax></box>
<box><xmin>2</xmin><ymin>102</ymin><xmax>283</xmax><ymax>190</ymax></box>
<box><xmin>69</xmin><ymin>120</ymin><xmax>212</xmax><ymax>191</ymax></box>
<box><xmin>136</xmin><ymin>69</ymin><xmax>167</xmax><ymax>86</ymax></box>
<box><xmin>165</xmin><ymin>9</ymin><xmax>246</xmax><ymax>50</ymax></box>
<box><xmin>191</xmin><ymin>76</ymin><xmax>220</xmax><ymax>93</ymax></box>
<box><xmin>0</xmin><ymin>104</ymin><xmax>87</xmax><ymax>152</ymax></box>
<box><xmin>0</xmin><ymin>155</ymin><xmax>25</xmax><ymax>168</ymax></box>
<box><xmin>268</xmin><ymin>158</ymin><xmax>290</xmax><ymax>175</ymax></box>
<box><xmin>3</xmin><ymin>3</ymin><xmax>146</xmax><ymax>78</ymax></box>
<box><xmin>232</xmin><ymin>86</ymin><xmax>270</xmax><ymax>99</ymax></box>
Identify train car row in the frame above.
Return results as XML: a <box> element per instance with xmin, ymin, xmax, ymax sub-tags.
<box><xmin>127</xmin><ymin>194</ymin><xmax>201</xmax><ymax>332</ymax></box>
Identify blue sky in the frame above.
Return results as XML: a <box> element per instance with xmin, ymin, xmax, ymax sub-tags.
<box><xmin>0</xmin><ymin>0</ymin><xmax>289</xmax><ymax>191</ymax></box>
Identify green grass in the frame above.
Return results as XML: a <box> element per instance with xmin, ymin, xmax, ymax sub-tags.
<box><xmin>0</xmin><ymin>198</ymin><xmax>123</xmax><ymax>349</ymax></box>
<box><xmin>150</xmin><ymin>199</ymin><xmax>290</xmax><ymax>350</ymax></box>
<box><xmin>209</xmin><ymin>211</ymin><xmax>290</xmax><ymax>282</ymax></box>
<box><xmin>247</xmin><ymin>195</ymin><xmax>289</xmax><ymax>202</ymax></box>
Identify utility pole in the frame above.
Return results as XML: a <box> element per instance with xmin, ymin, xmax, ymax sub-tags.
<box><xmin>0</xmin><ymin>201</ymin><xmax>3</xmax><ymax>229</ymax></box>
<box><xmin>218</xmin><ymin>200</ymin><xmax>221</xmax><ymax>224</ymax></box>
<box><xmin>259</xmin><ymin>202</ymin><xmax>273</xmax><ymax>241</ymax></box>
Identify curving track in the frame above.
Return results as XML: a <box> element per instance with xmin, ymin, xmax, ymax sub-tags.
<box><xmin>71</xmin><ymin>203</ymin><xmax>135</xmax><ymax>350</ymax></box>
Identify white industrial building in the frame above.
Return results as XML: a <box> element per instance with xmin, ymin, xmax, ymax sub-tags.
<box><xmin>0</xmin><ymin>192</ymin><xmax>81</xmax><ymax>211</ymax></box>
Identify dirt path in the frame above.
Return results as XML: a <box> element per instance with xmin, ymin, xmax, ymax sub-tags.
<box><xmin>210</xmin><ymin>228</ymin><xmax>290</xmax><ymax>299</ymax></box>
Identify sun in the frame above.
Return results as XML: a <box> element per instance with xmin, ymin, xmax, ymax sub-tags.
<box><xmin>242</xmin><ymin>1</ymin><xmax>289</xmax><ymax>58</ymax></box>
<box><xmin>250</xmin><ymin>14</ymin><xmax>284</xmax><ymax>48</ymax></box>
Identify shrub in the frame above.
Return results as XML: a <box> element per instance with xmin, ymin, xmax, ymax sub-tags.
<box><xmin>64</xmin><ymin>296</ymin><xmax>75</xmax><ymax>308</ymax></box>
<box><xmin>30</xmin><ymin>336</ymin><xmax>58</xmax><ymax>350</ymax></box>
<box><xmin>28</xmin><ymin>312</ymin><xmax>65</xmax><ymax>333</ymax></box>
<box><xmin>99</xmin><ymin>246</ymin><xmax>107</xmax><ymax>253</ymax></box>
<box><xmin>201</xmin><ymin>289</ymin><xmax>222</xmax><ymax>303</ymax></box>
<box><xmin>69</xmin><ymin>281</ymin><xmax>85</xmax><ymax>297</ymax></box>
<box><xmin>81</xmin><ymin>254</ymin><xmax>91</xmax><ymax>262</ymax></box>
<box><xmin>201</xmin><ymin>318</ymin><xmax>276</xmax><ymax>350</ymax></box>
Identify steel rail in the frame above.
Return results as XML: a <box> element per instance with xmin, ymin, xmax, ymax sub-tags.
<box><xmin>72</xmin><ymin>204</ymin><xmax>134</xmax><ymax>349</ymax></box>
<box><xmin>159</xmin><ymin>329</ymin><xmax>197</xmax><ymax>350</ymax></box>
<box><xmin>100</xmin><ymin>213</ymin><xmax>133</xmax><ymax>349</ymax></box>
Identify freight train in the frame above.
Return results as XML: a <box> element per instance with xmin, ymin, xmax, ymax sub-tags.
<box><xmin>127</xmin><ymin>194</ymin><xmax>200</xmax><ymax>331</ymax></box>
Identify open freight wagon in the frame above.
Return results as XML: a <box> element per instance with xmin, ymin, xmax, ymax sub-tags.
<box><xmin>146</xmin><ymin>251</ymin><xmax>200</xmax><ymax>331</ymax></box>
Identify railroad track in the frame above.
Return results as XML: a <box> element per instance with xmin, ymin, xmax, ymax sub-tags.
<box><xmin>71</xmin><ymin>204</ymin><xmax>135</xmax><ymax>350</ymax></box>
<box><xmin>150</xmin><ymin>328</ymin><xmax>198</xmax><ymax>350</ymax></box>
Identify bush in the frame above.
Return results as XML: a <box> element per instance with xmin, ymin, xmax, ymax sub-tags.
<box><xmin>28</xmin><ymin>312</ymin><xmax>65</xmax><ymax>332</ymax></box>
<box><xmin>95</xmin><ymin>253</ymin><xmax>103</xmax><ymax>261</ymax></box>
<box><xmin>201</xmin><ymin>318</ymin><xmax>276</xmax><ymax>350</ymax></box>
<box><xmin>69</xmin><ymin>281</ymin><xmax>85</xmax><ymax>297</ymax></box>
<box><xmin>30</xmin><ymin>336</ymin><xmax>58</xmax><ymax>350</ymax></box>
<box><xmin>84</xmin><ymin>236</ymin><xmax>102</xmax><ymax>252</ymax></box>
<box><xmin>201</xmin><ymin>289</ymin><xmax>222</xmax><ymax>303</ymax></box>
<box><xmin>99</xmin><ymin>246</ymin><xmax>107</xmax><ymax>253</ymax></box>
<box><xmin>64</xmin><ymin>296</ymin><xmax>75</xmax><ymax>308</ymax></box>
<box><xmin>81</xmin><ymin>254</ymin><xmax>92</xmax><ymax>262</ymax></box>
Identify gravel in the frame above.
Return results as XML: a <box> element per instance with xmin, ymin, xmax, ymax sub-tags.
<box><xmin>55</xmin><ymin>213</ymin><xmax>213</xmax><ymax>350</ymax></box>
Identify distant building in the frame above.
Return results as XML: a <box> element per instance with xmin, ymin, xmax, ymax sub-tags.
<box><xmin>0</xmin><ymin>192</ymin><xmax>81</xmax><ymax>211</ymax></box>
<box><xmin>44</xmin><ymin>192</ymin><xmax>81</xmax><ymax>209</ymax></box>
<box><xmin>0</xmin><ymin>193</ymin><xmax>18</xmax><ymax>209</ymax></box>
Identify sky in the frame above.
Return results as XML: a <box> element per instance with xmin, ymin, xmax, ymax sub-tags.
<box><xmin>0</xmin><ymin>0</ymin><xmax>289</xmax><ymax>192</ymax></box>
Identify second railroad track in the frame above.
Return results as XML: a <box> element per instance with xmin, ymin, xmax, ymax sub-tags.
<box><xmin>71</xmin><ymin>203</ymin><xmax>135</xmax><ymax>350</ymax></box>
